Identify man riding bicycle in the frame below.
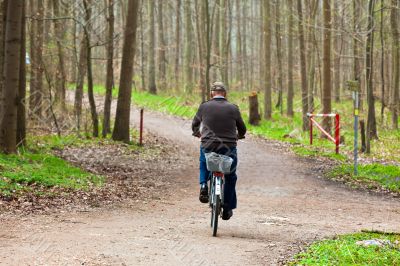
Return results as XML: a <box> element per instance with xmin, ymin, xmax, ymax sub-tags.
<box><xmin>192</xmin><ymin>81</ymin><xmax>246</xmax><ymax>220</ymax></box>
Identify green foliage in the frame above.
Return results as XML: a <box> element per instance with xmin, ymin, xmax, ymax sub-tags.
<box><xmin>290</xmin><ymin>232</ymin><xmax>400</xmax><ymax>265</ymax></box>
<box><xmin>68</xmin><ymin>83</ymin><xmax>400</xmax><ymax>162</ymax></box>
<box><xmin>292</xmin><ymin>146</ymin><xmax>347</xmax><ymax>161</ymax></box>
<box><xmin>0</xmin><ymin>134</ymin><xmax>116</xmax><ymax>196</ymax></box>
<box><xmin>132</xmin><ymin>91</ymin><xmax>197</xmax><ymax>118</ymax></box>
<box><xmin>0</xmin><ymin>151</ymin><xmax>103</xmax><ymax>196</ymax></box>
<box><xmin>328</xmin><ymin>163</ymin><xmax>400</xmax><ymax>192</ymax></box>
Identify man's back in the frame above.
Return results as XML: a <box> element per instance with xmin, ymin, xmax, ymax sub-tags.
<box><xmin>192</xmin><ymin>98</ymin><xmax>246</xmax><ymax>149</ymax></box>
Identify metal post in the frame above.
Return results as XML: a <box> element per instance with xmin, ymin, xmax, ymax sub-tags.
<box><xmin>309</xmin><ymin>115</ymin><xmax>313</xmax><ymax>145</ymax></box>
<box><xmin>139</xmin><ymin>109</ymin><xmax>144</xmax><ymax>146</ymax></box>
<box><xmin>335</xmin><ymin>114</ymin><xmax>340</xmax><ymax>154</ymax></box>
<box><xmin>353</xmin><ymin>91</ymin><xmax>359</xmax><ymax>175</ymax></box>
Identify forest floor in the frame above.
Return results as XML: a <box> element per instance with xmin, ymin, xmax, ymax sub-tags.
<box><xmin>1</xmin><ymin>96</ymin><xmax>400</xmax><ymax>265</ymax></box>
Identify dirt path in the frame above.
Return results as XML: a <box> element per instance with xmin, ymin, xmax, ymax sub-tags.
<box><xmin>1</xmin><ymin>102</ymin><xmax>400</xmax><ymax>265</ymax></box>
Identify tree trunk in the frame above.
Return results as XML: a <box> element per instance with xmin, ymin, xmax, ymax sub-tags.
<box><xmin>174</xmin><ymin>0</ymin><xmax>181</xmax><ymax>88</ymax></box>
<box><xmin>353</xmin><ymin>0</ymin><xmax>362</xmax><ymax>108</ymax></box>
<box><xmin>33</xmin><ymin>0</ymin><xmax>44</xmax><ymax>119</ymax></box>
<box><xmin>380</xmin><ymin>0</ymin><xmax>385</xmax><ymax>119</ymax></box>
<box><xmin>242</xmin><ymin>1</ymin><xmax>248</xmax><ymax>88</ymax></box>
<box><xmin>220</xmin><ymin>0</ymin><xmax>229</xmax><ymax>89</ymax></box>
<box><xmin>194</xmin><ymin>0</ymin><xmax>206</xmax><ymax>101</ymax></box>
<box><xmin>322</xmin><ymin>0</ymin><xmax>332</xmax><ymax>134</ymax></box>
<box><xmin>235</xmin><ymin>0</ymin><xmax>242</xmax><ymax>84</ymax></box>
<box><xmin>263</xmin><ymin>0</ymin><xmax>272</xmax><ymax>120</ymax></box>
<box><xmin>139</xmin><ymin>0</ymin><xmax>145</xmax><ymax>91</ymax></box>
<box><xmin>212</xmin><ymin>0</ymin><xmax>220</xmax><ymax>82</ymax></box>
<box><xmin>333</xmin><ymin>0</ymin><xmax>341</xmax><ymax>103</ymax></box>
<box><xmin>249</xmin><ymin>92</ymin><xmax>261</xmax><ymax>125</ymax></box>
<box><xmin>183</xmin><ymin>0</ymin><xmax>193</xmax><ymax>93</ymax></box>
<box><xmin>0</xmin><ymin>0</ymin><xmax>6</xmax><ymax>120</ymax></box>
<box><xmin>365</xmin><ymin>0</ymin><xmax>378</xmax><ymax>153</ymax></box>
<box><xmin>157</xmin><ymin>0</ymin><xmax>166</xmax><ymax>90</ymax></box>
<box><xmin>17</xmin><ymin>0</ymin><xmax>26</xmax><ymax>147</ymax></box>
<box><xmin>29</xmin><ymin>0</ymin><xmax>44</xmax><ymax>120</ymax></box>
<box><xmin>306</xmin><ymin>0</ymin><xmax>318</xmax><ymax>113</ymax></box>
<box><xmin>83</xmin><ymin>0</ymin><xmax>99</xmax><ymax>137</ymax></box>
<box><xmin>103</xmin><ymin>0</ymin><xmax>114</xmax><ymax>137</ymax></box>
<box><xmin>287</xmin><ymin>0</ymin><xmax>294</xmax><ymax>117</ymax></box>
<box><xmin>275</xmin><ymin>0</ymin><xmax>283</xmax><ymax>113</ymax></box>
<box><xmin>148</xmin><ymin>0</ymin><xmax>156</xmax><ymax>94</ymax></box>
<box><xmin>297</xmin><ymin>0</ymin><xmax>309</xmax><ymax>130</ymax></box>
<box><xmin>112</xmin><ymin>0</ymin><xmax>139</xmax><ymax>142</ymax></box>
<box><xmin>74</xmin><ymin>36</ymin><xmax>87</xmax><ymax>133</ymax></box>
<box><xmin>0</xmin><ymin>0</ymin><xmax>23</xmax><ymax>153</ymax></box>
<box><xmin>390</xmin><ymin>0</ymin><xmax>399</xmax><ymax>129</ymax></box>
<box><xmin>53</xmin><ymin>0</ymin><xmax>66</xmax><ymax>110</ymax></box>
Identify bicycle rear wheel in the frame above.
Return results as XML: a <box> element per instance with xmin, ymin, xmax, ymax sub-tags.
<box><xmin>211</xmin><ymin>194</ymin><xmax>220</xmax><ymax>237</ymax></box>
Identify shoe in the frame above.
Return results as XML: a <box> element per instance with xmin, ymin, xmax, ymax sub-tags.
<box><xmin>199</xmin><ymin>183</ymin><xmax>209</xmax><ymax>203</ymax></box>
<box><xmin>222</xmin><ymin>209</ymin><xmax>233</xmax><ymax>220</ymax></box>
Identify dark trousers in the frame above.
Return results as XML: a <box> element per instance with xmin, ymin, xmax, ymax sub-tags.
<box><xmin>199</xmin><ymin>146</ymin><xmax>238</xmax><ymax>210</ymax></box>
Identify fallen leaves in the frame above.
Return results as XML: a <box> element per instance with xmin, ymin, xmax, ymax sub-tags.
<box><xmin>0</xmin><ymin>133</ymin><xmax>192</xmax><ymax>217</ymax></box>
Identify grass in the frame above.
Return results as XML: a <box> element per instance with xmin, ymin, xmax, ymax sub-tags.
<box><xmin>81</xmin><ymin>83</ymin><xmax>399</xmax><ymax>160</ymax></box>
<box><xmin>0</xmin><ymin>134</ymin><xmax>107</xmax><ymax>197</ymax></box>
<box><xmin>328</xmin><ymin>163</ymin><xmax>400</xmax><ymax>192</ymax></box>
<box><xmin>0</xmin><ymin>152</ymin><xmax>103</xmax><ymax>196</ymax></box>
<box><xmin>290</xmin><ymin>232</ymin><xmax>400</xmax><ymax>265</ymax></box>
<box><xmin>68</xmin><ymin>83</ymin><xmax>400</xmax><ymax>192</ymax></box>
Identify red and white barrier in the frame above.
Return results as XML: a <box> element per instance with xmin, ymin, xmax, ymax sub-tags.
<box><xmin>307</xmin><ymin>113</ymin><xmax>340</xmax><ymax>154</ymax></box>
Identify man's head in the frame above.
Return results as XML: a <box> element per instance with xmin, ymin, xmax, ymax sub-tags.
<box><xmin>210</xmin><ymin>81</ymin><xmax>227</xmax><ymax>98</ymax></box>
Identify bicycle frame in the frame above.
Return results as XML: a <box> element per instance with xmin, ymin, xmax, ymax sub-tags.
<box><xmin>210</xmin><ymin>172</ymin><xmax>224</xmax><ymax>202</ymax></box>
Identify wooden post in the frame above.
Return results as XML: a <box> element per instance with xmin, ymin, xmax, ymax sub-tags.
<box><xmin>139</xmin><ymin>108</ymin><xmax>144</xmax><ymax>146</ymax></box>
<box><xmin>248</xmin><ymin>91</ymin><xmax>261</xmax><ymax>125</ymax></box>
<box><xmin>360</xmin><ymin>119</ymin><xmax>366</xmax><ymax>153</ymax></box>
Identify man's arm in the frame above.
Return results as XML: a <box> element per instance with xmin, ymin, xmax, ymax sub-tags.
<box><xmin>192</xmin><ymin>104</ymin><xmax>203</xmax><ymax>137</ymax></box>
<box><xmin>235</xmin><ymin>107</ymin><xmax>247</xmax><ymax>138</ymax></box>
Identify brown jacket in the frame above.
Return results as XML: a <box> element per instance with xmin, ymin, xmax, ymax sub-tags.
<box><xmin>192</xmin><ymin>98</ymin><xmax>246</xmax><ymax>149</ymax></box>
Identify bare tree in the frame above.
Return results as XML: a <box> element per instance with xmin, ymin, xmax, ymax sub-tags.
<box><xmin>112</xmin><ymin>0</ymin><xmax>140</xmax><ymax>142</ymax></box>
<box><xmin>0</xmin><ymin>0</ymin><xmax>23</xmax><ymax>153</ymax></box>
<box><xmin>29</xmin><ymin>0</ymin><xmax>44</xmax><ymax>119</ymax></box>
<box><xmin>287</xmin><ymin>0</ymin><xmax>294</xmax><ymax>117</ymax></box>
<box><xmin>275</xmin><ymin>0</ymin><xmax>283</xmax><ymax>113</ymax></box>
<box><xmin>366</xmin><ymin>0</ymin><xmax>378</xmax><ymax>153</ymax></box>
<box><xmin>0</xmin><ymin>0</ymin><xmax>6</xmax><ymax>119</ymax></box>
<box><xmin>175</xmin><ymin>0</ymin><xmax>181</xmax><ymax>88</ymax></box>
<box><xmin>17</xmin><ymin>0</ymin><xmax>26</xmax><ymax>147</ymax></box>
<box><xmin>297</xmin><ymin>0</ymin><xmax>309</xmax><ymax>130</ymax></box>
<box><xmin>157</xmin><ymin>0</ymin><xmax>167</xmax><ymax>90</ymax></box>
<box><xmin>148</xmin><ymin>0</ymin><xmax>156</xmax><ymax>94</ymax></box>
<box><xmin>183</xmin><ymin>0</ymin><xmax>193</xmax><ymax>92</ymax></box>
<box><xmin>322</xmin><ymin>0</ymin><xmax>332</xmax><ymax>133</ymax></box>
<box><xmin>103</xmin><ymin>0</ymin><xmax>115</xmax><ymax>137</ymax></box>
<box><xmin>390</xmin><ymin>0</ymin><xmax>399</xmax><ymax>129</ymax></box>
<box><xmin>53</xmin><ymin>0</ymin><xmax>66</xmax><ymax>110</ymax></box>
<box><xmin>83</xmin><ymin>0</ymin><xmax>99</xmax><ymax>137</ymax></box>
<box><xmin>220</xmin><ymin>0</ymin><xmax>229</xmax><ymax>89</ymax></box>
<box><xmin>263</xmin><ymin>0</ymin><xmax>272</xmax><ymax>120</ymax></box>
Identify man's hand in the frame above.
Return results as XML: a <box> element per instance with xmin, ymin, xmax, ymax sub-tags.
<box><xmin>192</xmin><ymin>132</ymin><xmax>201</xmax><ymax>138</ymax></box>
<box><xmin>237</xmin><ymin>135</ymin><xmax>245</xmax><ymax>140</ymax></box>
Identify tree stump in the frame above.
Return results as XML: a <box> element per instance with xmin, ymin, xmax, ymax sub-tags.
<box><xmin>249</xmin><ymin>91</ymin><xmax>261</xmax><ymax>125</ymax></box>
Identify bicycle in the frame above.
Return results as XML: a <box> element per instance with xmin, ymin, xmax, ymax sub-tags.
<box><xmin>205</xmin><ymin>152</ymin><xmax>233</xmax><ymax>237</ymax></box>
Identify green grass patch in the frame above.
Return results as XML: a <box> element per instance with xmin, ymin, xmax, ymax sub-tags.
<box><xmin>290</xmin><ymin>232</ymin><xmax>400</xmax><ymax>265</ymax></box>
<box><xmin>0</xmin><ymin>134</ymin><xmax>114</xmax><ymax>197</ymax></box>
<box><xmin>68</xmin><ymin>83</ymin><xmax>400</xmax><ymax>163</ymax></box>
<box><xmin>328</xmin><ymin>163</ymin><xmax>400</xmax><ymax>193</ymax></box>
<box><xmin>0</xmin><ymin>151</ymin><xmax>103</xmax><ymax>196</ymax></box>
